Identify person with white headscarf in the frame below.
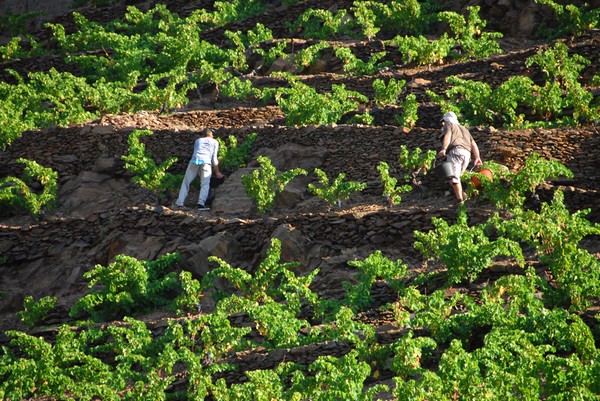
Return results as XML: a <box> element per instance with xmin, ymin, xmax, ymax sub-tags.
<box><xmin>437</xmin><ymin>111</ymin><xmax>482</xmax><ymax>205</ymax></box>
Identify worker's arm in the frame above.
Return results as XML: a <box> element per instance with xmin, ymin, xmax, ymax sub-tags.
<box><xmin>471</xmin><ymin>140</ymin><xmax>482</xmax><ymax>166</ymax></box>
<box><xmin>438</xmin><ymin>132</ymin><xmax>451</xmax><ymax>158</ymax></box>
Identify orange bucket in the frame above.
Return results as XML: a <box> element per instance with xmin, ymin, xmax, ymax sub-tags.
<box><xmin>471</xmin><ymin>168</ymin><xmax>493</xmax><ymax>189</ymax></box>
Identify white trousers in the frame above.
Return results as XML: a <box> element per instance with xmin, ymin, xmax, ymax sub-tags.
<box><xmin>175</xmin><ymin>163</ymin><xmax>212</xmax><ymax>206</ymax></box>
<box><xmin>447</xmin><ymin>147</ymin><xmax>471</xmax><ymax>184</ymax></box>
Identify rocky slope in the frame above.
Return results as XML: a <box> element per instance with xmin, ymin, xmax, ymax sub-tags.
<box><xmin>0</xmin><ymin>0</ymin><xmax>599</xmax><ymax>396</ymax></box>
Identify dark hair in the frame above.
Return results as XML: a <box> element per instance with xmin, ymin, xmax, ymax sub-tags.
<box><xmin>201</xmin><ymin>128</ymin><xmax>213</xmax><ymax>137</ymax></box>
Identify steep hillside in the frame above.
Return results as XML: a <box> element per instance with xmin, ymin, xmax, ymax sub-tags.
<box><xmin>1</xmin><ymin>1</ymin><xmax>599</xmax><ymax>399</ymax></box>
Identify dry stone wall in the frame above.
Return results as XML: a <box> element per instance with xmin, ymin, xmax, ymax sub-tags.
<box><xmin>0</xmin><ymin>111</ymin><xmax>600</xmax><ymax>320</ymax></box>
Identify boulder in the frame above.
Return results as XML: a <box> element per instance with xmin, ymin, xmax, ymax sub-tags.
<box><xmin>212</xmin><ymin>144</ymin><xmax>328</xmax><ymax>214</ymax></box>
<box><xmin>210</xmin><ymin>167</ymin><xmax>256</xmax><ymax>214</ymax></box>
<box><xmin>267</xmin><ymin>223</ymin><xmax>325</xmax><ymax>271</ymax></box>
<box><xmin>177</xmin><ymin>231</ymin><xmax>240</xmax><ymax>278</ymax></box>
<box><xmin>255</xmin><ymin>143</ymin><xmax>328</xmax><ymax>171</ymax></box>
<box><xmin>57</xmin><ymin>171</ymin><xmax>131</xmax><ymax>219</ymax></box>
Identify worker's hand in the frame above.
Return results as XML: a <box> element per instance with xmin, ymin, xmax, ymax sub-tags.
<box><xmin>473</xmin><ymin>158</ymin><xmax>483</xmax><ymax>167</ymax></box>
<box><xmin>215</xmin><ymin>172</ymin><xmax>223</xmax><ymax>179</ymax></box>
<box><xmin>437</xmin><ymin>149</ymin><xmax>446</xmax><ymax>158</ymax></box>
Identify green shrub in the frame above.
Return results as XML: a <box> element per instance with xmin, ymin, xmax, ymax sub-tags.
<box><xmin>526</xmin><ymin>41</ymin><xmax>597</xmax><ymax>123</ymax></box>
<box><xmin>398</xmin><ymin>145</ymin><xmax>436</xmax><ymax>185</ymax></box>
<box><xmin>289</xmin><ymin>8</ymin><xmax>352</xmax><ymax>39</ymax></box>
<box><xmin>334</xmin><ymin>47</ymin><xmax>391</xmax><ymax>75</ymax></box>
<box><xmin>430</xmin><ymin>43</ymin><xmax>598</xmax><ymax>127</ymax></box>
<box><xmin>69</xmin><ymin>253</ymin><xmax>181</xmax><ymax>321</ymax></box>
<box><xmin>344</xmin><ymin>250</ymin><xmax>408</xmax><ymax>311</ymax></box>
<box><xmin>0</xmin><ymin>158</ymin><xmax>57</xmax><ymax>217</ymax></box>
<box><xmin>396</xmin><ymin>93</ymin><xmax>419</xmax><ymax>129</ymax></box>
<box><xmin>193</xmin><ymin>0</ymin><xmax>266</xmax><ymax>28</ymax></box>
<box><xmin>373</xmin><ymin>78</ymin><xmax>406</xmax><ymax>107</ymax></box>
<box><xmin>308</xmin><ymin>168</ymin><xmax>366</xmax><ymax>208</ymax></box>
<box><xmin>391</xmin><ymin>33</ymin><xmax>454</xmax><ymax>66</ymax></box>
<box><xmin>16</xmin><ymin>296</ymin><xmax>57</xmax><ymax>328</ymax></box>
<box><xmin>414</xmin><ymin>208</ymin><xmax>525</xmax><ymax>284</ymax></box>
<box><xmin>293</xmin><ymin>42</ymin><xmax>331</xmax><ymax>70</ymax></box>
<box><xmin>0</xmin><ymin>10</ymin><xmax>43</xmax><ymax>36</ymax></box>
<box><xmin>377</xmin><ymin>161</ymin><xmax>411</xmax><ymax>206</ymax></box>
<box><xmin>121</xmin><ymin>129</ymin><xmax>179</xmax><ymax>201</ymax></box>
<box><xmin>275</xmin><ymin>78</ymin><xmax>368</xmax><ymax>126</ymax></box>
<box><xmin>535</xmin><ymin>0</ymin><xmax>600</xmax><ymax>37</ymax></box>
<box><xmin>477</xmin><ymin>153</ymin><xmax>574</xmax><ymax>212</ymax></box>
<box><xmin>241</xmin><ymin>156</ymin><xmax>307</xmax><ymax>212</ymax></box>
<box><xmin>348</xmin><ymin>111</ymin><xmax>375</xmax><ymax>125</ymax></box>
<box><xmin>496</xmin><ymin>190</ymin><xmax>600</xmax><ymax>310</ymax></box>
<box><xmin>352</xmin><ymin>0</ymin><xmax>434</xmax><ymax>37</ymax></box>
<box><xmin>437</xmin><ymin>6</ymin><xmax>503</xmax><ymax>60</ymax></box>
<box><xmin>217</xmin><ymin>132</ymin><xmax>257</xmax><ymax>171</ymax></box>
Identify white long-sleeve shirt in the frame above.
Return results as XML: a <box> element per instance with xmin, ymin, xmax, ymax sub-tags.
<box><xmin>190</xmin><ymin>137</ymin><xmax>219</xmax><ymax>166</ymax></box>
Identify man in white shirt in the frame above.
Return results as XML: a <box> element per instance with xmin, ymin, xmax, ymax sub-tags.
<box><xmin>175</xmin><ymin>128</ymin><xmax>223</xmax><ymax>210</ymax></box>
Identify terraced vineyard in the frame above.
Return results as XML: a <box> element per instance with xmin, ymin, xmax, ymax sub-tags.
<box><xmin>1</xmin><ymin>0</ymin><xmax>599</xmax><ymax>399</ymax></box>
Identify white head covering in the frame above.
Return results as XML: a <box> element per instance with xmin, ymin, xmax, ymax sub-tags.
<box><xmin>442</xmin><ymin>111</ymin><xmax>459</xmax><ymax>125</ymax></box>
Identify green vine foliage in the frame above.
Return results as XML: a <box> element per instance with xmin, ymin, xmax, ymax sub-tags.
<box><xmin>351</xmin><ymin>0</ymin><xmax>435</xmax><ymax>38</ymax></box>
<box><xmin>275</xmin><ymin>77</ymin><xmax>368</xmax><ymax>126</ymax></box>
<box><xmin>173</xmin><ymin>271</ymin><xmax>203</xmax><ymax>315</ymax></box>
<box><xmin>293</xmin><ymin>42</ymin><xmax>331</xmax><ymax>70</ymax></box>
<box><xmin>192</xmin><ymin>0</ymin><xmax>267</xmax><ymax>28</ymax></box>
<box><xmin>377</xmin><ymin>161</ymin><xmax>412</xmax><ymax>206</ymax></box>
<box><xmin>69</xmin><ymin>253</ymin><xmax>181</xmax><ymax>321</ymax></box>
<box><xmin>218</xmin><ymin>76</ymin><xmax>261</xmax><ymax>100</ymax></box>
<box><xmin>2</xmin><ymin>2</ymin><xmax>600</xmax><ymax>399</ymax></box>
<box><xmin>241</xmin><ymin>155</ymin><xmax>308</xmax><ymax>213</ymax></box>
<box><xmin>252</xmin><ymin>41</ymin><xmax>289</xmax><ymax>70</ymax></box>
<box><xmin>0</xmin><ymin>35</ymin><xmax>46</xmax><ymax>61</ymax></box>
<box><xmin>203</xmin><ymin>238</ymin><xmax>301</xmax><ymax>302</ymax></box>
<box><xmin>344</xmin><ymin>250</ymin><xmax>408</xmax><ymax>312</ymax></box>
<box><xmin>432</xmin><ymin>43</ymin><xmax>598</xmax><ymax>128</ymax></box>
<box><xmin>217</xmin><ymin>132</ymin><xmax>257</xmax><ymax>171</ymax></box>
<box><xmin>437</xmin><ymin>6</ymin><xmax>503</xmax><ymax>60</ymax></box>
<box><xmin>223</xmin><ymin>22</ymin><xmax>285</xmax><ymax>71</ymax></box>
<box><xmin>534</xmin><ymin>0</ymin><xmax>600</xmax><ymax>37</ymax></box>
<box><xmin>525</xmin><ymin>41</ymin><xmax>596</xmax><ymax>123</ymax></box>
<box><xmin>0</xmin><ymin>158</ymin><xmax>58</xmax><ymax>217</ymax></box>
<box><xmin>487</xmin><ymin>75</ymin><xmax>535</xmax><ymax>128</ymax></box>
<box><xmin>0</xmin><ymin>10</ymin><xmax>43</xmax><ymax>36</ymax></box>
<box><xmin>347</xmin><ymin>111</ymin><xmax>375</xmax><ymax>125</ymax></box>
<box><xmin>202</xmin><ymin>238</ymin><xmax>320</xmax><ymax>347</ymax></box>
<box><xmin>398</xmin><ymin>145</ymin><xmax>436</xmax><ymax>185</ymax></box>
<box><xmin>210</xmin><ymin>350</ymin><xmax>387</xmax><ymax>400</ymax></box>
<box><xmin>390</xmin><ymin>33</ymin><xmax>455</xmax><ymax>66</ymax></box>
<box><xmin>16</xmin><ymin>296</ymin><xmax>57</xmax><ymax>328</ymax></box>
<box><xmin>297</xmin><ymin>350</ymin><xmax>387</xmax><ymax>400</ymax></box>
<box><xmin>288</xmin><ymin>8</ymin><xmax>353</xmax><ymax>40</ymax></box>
<box><xmin>2</xmin><ymin>2</ymin><xmax>595</xmax><ymax>152</ymax></box>
<box><xmin>49</xmin><ymin>7</ymin><xmax>200</xmax><ymax>81</ymax></box>
<box><xmin>413</xmin><ymin>208</ymin><xmax>525</xmax><ymax>284</ymax></box>
<box><xmin>334</xmin><ymin>47</ymin><xmax>391</xmax><ymax>75</ymax></box>
<box><xmin>394</xmin><ymin>270</ymin><xmax>600</xmax><ymax>398</ymax></box>
<box><xmin>396</xmin><ymin>93</ymin><xmax>420</xmax><ymax>130</ymax></box>
<box><xmin>1</xmin><ymin>327</ymin><xmax>107</xmax><ymax>400</ymax></box>
<box><xmin>0</xmin><ymin>68</ymin><xmax>101</xmax><ymax>147</ymax></box>
<box><xmin>372</xmin><ymin>78</ymin><xmax>406</xmax><ymax>107</ymax></box>
<box><xmin>496</xmin><ymin>190</ymin><xmax>600</xmax><ymax>310</ymax></box>
<box><xmin>350</xmin><ymin>2</ymin><xmax>381</xmax><ymax>40</ymax></box>
<box><xmin>224</xmin><ymin>22</ymin><xmax>274</xmax><ymax>57</ymax></box>
<box><xmin>121</xmin><ymin>129</ymin><xmax>179</xmax><ymax>201</ymax></box>
<box><xmin>476</xmin><ymin>153</ymin><xmax>573</xmax><ymax>212</ymax></box>
<box><xmin>307</xmin><ymin>168</ymin><xmax>366</xmax><ymax>208</ymax></box>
